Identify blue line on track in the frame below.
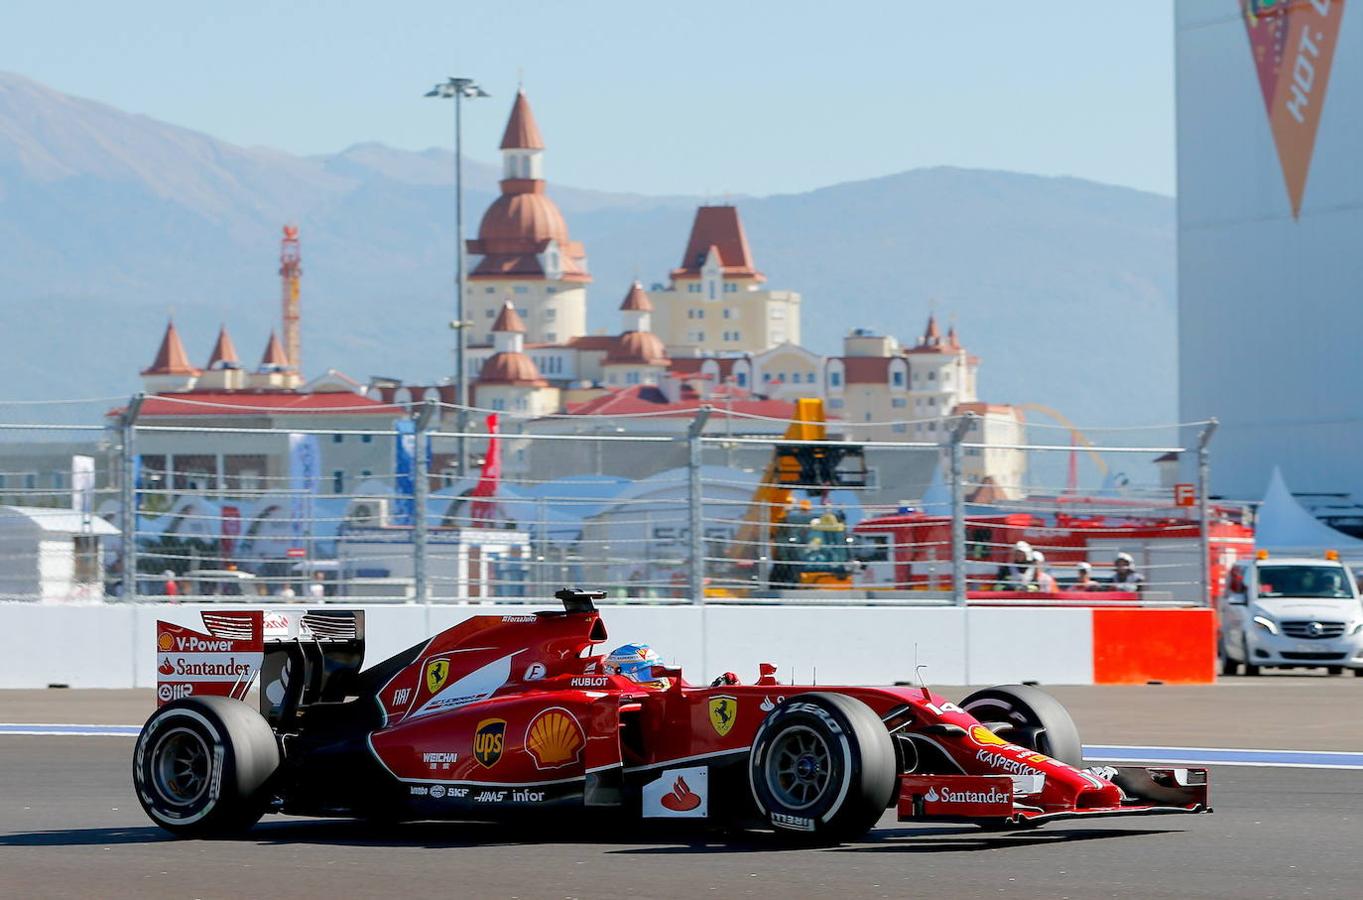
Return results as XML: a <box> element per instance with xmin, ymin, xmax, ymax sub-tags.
<box><xmin>1083</xmin><ymin>744</ymin><xmax>1363</xmax><ymax>770</ymax></box>
<box><xmin>4</xmin><ymin>725</ymin><xmax>1362</xmax><ymax>769</ymax></box>
<box><xmin>0</xmin><ymin>723</ymin><xmax>140</xmax><ymax>736</ymax></box>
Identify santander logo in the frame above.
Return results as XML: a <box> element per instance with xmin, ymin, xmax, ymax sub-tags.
<box><xmin>660</xmin><ymin>776</ymin><xmax>702</xmax><ymax>812</ymax></box>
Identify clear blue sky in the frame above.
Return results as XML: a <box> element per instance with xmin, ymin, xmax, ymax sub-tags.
<box><xmin>2</xmin><ymin>1</ymin><xmax>1175</xmax><ymax>197</ymax></box>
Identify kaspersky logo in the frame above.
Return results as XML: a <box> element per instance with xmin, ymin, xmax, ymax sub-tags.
<box><xmin>1241</xmin><ymin>0</ymin><xmax>1346</xmax><ymax>217</ymax></box>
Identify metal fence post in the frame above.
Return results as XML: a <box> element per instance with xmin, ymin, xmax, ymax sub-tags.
<box><xmin>119</xmin><ymin>394</ymin><xmax>144</xmax><ymax>601</ymax></box>
<box><xmin>948</xmin><ymin>413</ymin><xmax>975</xmax><ymax>606</ymax></box>
<box><xmin>687</xmin><ymin>406</ymin><xmax>712</xmax><ymax>604</ymax></box>
<box><xmin>412</xmin><ymin>402</ymin><xmax>435</xmax><ymax>602</ymax></box>
<box><xmin>1197</xmin><ymin>418</ymin><xmax>1220</xmax><ymax>607</ymax></box>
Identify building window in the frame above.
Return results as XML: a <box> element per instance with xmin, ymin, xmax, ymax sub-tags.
<box><xmin>546</xmin><ymin>285</ymin><xmax>557</xmax><ymax>293</ymax></box>
<box><xmin>485</xmin><ymin>286</ymin><xmax>496</xmax><ymax>294</ymax></box>
<box><xmin>362</xmin><ymin>434</ymin><xmax>373</xmax><ymax>444</ymax></box>
<box><xmin>332</xmin><ymin>470</ymin><xmax>345</xmax><ymax>494</ymax></box>
<box><xmin>546</xmin><ymin>332</ymin><xmax>557</xmax><ymax>342</ymax></box>
<box><xmin>893</xmin><ymin>423</ymin><xmax>908</xmax><ymax>434</ymax></box>
<box><xmin>486</xmin><ymin>309</ymin><xmax>496</xmax><ymax>318</ymax></box>
<box><xmin>830</xmin><ymin>372</ymin><xmax>842</xmax><ymax>387</ymax></box>
<box><xmin>513</xmin><ymin>286</ymin><xmax>528</xmax><ymax>295</ymax></box>
<box><xmin>707</xmin><ymin>282</ymin><xmax>716</xmax><ymax>300</ymax></box>
<box><xmin>688</xmin><ymin>283</ymin><xmax>701</xmax><ymax>294</ymax></box>
<box><xmin>892</xmin><ymin>398</ymin><xmax>907</xmax><ymax>408</ymax></box>
<box><xmin>829</xmin><ymin>398</ymin><xmax>844</xmax><ymax>409</ymax></box>
<box><xmin>332</xmin><ymin>434</ymin><xmax>343</xmax><ymax>444</ymax></box>
<box><xmin>736</xmin><ymin>372</ymin><xmax>747</xmax><ymax>387</ymax></box>
<box><xmin>724</xmin><ymin>282</ymin><xmax>737</xmax><ymax>293</ymax></box>
<box><xmin>928</xmin><ymin>371</ymin><xmax>937</xmax><ymax>380</ymax></box>
<box><xmin>491</xmin><ymin>398</ymin><xmax>506</xmax><ymax>411</ymax></box>
<box><xmin>626</xmin><ymin>371</ymin><xmax>641</xmax><ymax>385</ymax></box>
<box><xmin>892</xmin><ymin>371</ymin><xmax>904</xmax><ymax>387</ymax></box>
<box><xmin>688</xmin><ymin>308</ymin><xmax>704</xmax><ymax>319</ymax></box>
<box><xmin>361</xmin><ymin>469</ymin><xmax>373</xmax><ymax>479</ymax></box>
<box><xmin>723</xmin><ymin>308</ymin><xmax>734</xmax><ymax>319</ymax></box>
<box><xmin>545</xmin><ymin>308</ymin><xmax>556</xmax><ymax>320</ymax></box>
<box><xmin>516</xmin><ymin>307</ymin><xmax>527</xmax><ymax>318</ymax></box>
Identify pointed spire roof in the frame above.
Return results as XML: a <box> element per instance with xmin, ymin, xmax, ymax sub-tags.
<box><xmin>671</xmin><ymin>206</ymin><xmax>762</xmax><ymax>280</ymax></box>
<box><xmin>619</xmin><ymin>280</ymin><xmax>653</xmax><ymax>312</ymax></box>
<box><xmin>924</xmin><ymin>314</ymin><xmax>941</xmax><ymax>342</ymax></box>
<box><xmin>142</xmin><ymin>319</ymin><xmax>200</xmax><ymax>376</ymax></box>
<box><xmin>206</xmin><ymin>325</ymin><xmax>240</xmax><ymax>369</ymax></box>
<box><xmin>499</xmin><ymin>89</ymin><xmax>545</xmax><ymax>150</ymax></box>
<box><xmin>260</xmin><ymin>330</ymin><xmax>291</xmax><ymax>369</ymax></box>
<box><xmin>492</xmin><ymin>301</ymin><xmax>527</xmax><ymax>334</ymax></box>
<box><xmin>947</xmin><ymin>324</ymin><xmax>960</xmax><ymax>349</ymax></box>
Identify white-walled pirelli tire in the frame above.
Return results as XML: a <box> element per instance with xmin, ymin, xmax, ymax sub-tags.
<box><xmin>133</xmin><ymin>696</ymin><xmax>280</xmax><ymax>837</ymax></box>
<box><xmin>959</xmin><ymin>684</ymin><xmax>1084</xmax><ymax>768</ymax></box>
<box><xmin>748</xmin><ymin>693</ymin><xmax>896</xmax><ymax>844</ymax></box>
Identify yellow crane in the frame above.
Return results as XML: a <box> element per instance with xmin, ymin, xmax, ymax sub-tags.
<box><xmin>1016</xmin><ymin>403</ymin><xmax>1109</xmax><ymax>479</ymax></box>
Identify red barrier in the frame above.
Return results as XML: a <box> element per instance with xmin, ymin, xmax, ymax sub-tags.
<box><xmin>1091</xmin><ymin>608</ymin><xmax>1216</xmax><ymax>684</ymax></box>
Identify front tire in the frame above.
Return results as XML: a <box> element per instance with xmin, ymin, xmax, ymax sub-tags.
<box><xmin>748</xmin><ymin>693</ymin><xmax>896</xmax><ymax>844</ymax></box>
<box><xmin>960</xmin><ymin>684</ymin><xmax>1084</xmax><ymax>767</ymax></box>
<box><xmin>133</xmin><ymin>696</ymin><xmax>280</xmax><ymax>837</ymax></box>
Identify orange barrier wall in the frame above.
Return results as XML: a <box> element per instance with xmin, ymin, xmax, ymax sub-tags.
<box><xmin>1091</xmin><ymin>608</ymin><xmax>1216</xmax><ymax>684</ymax></box>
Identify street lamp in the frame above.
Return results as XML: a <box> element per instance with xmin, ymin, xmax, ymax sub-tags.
<box><xmin>425</xmin><ymin>77</ymin><xmax>490</xmax><ymax>477</ymax></box>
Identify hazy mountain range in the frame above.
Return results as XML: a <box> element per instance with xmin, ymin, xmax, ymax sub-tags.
<box><xmin>0</xmin><ymin>71</ymin><xmax>1174</xmax><ymax>432</ymax></box>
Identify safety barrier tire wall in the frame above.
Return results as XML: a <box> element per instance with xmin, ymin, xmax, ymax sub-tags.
<box><xmin>0</xmin><ymin>603</ymin><xmax>1215</xmax><ymax>689</ymax></box>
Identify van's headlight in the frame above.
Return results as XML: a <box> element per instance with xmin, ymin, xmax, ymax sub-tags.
<box><xmin>1253</xmin><ymin>615</ymin><xmax>1279</xmax><ymax>635</ymax></box>
<box><xmin>1351</xmin><ymin>622</ymin><xmax>1363</xmax><ymax>635</ymax></box>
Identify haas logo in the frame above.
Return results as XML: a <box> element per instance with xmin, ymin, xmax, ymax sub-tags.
<box><xmin>660</xmin><ymin>776</ymin><xmax>702</xmax><ymax>812</ymax></box>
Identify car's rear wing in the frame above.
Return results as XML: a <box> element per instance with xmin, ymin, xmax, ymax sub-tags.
<box><xmin>154</xmin><ymin>609</ymin><xmax>365</xmax><ymax>717</ymax></box>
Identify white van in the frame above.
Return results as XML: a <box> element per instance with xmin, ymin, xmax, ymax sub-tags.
<box><xmin>1218</xmin><ymin>554</ymin><xmax>1363</xmax><ymax>676</ymax></box>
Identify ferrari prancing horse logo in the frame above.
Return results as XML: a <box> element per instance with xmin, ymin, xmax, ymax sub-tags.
<box><xmin>708</xmin><ymin>695</ymin><xmax>737</xmax><ymax>737</ymax></box>
<box><xmin>425</xmin><ymin>658</ymin><xmax>450</xmax><ymax>694</ymax></box>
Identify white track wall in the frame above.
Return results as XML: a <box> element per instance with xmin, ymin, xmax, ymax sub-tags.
<box><xmin>0</xmin><ymin>603</ymin><xmax>1098</xmax><ymax>690</ymax></box>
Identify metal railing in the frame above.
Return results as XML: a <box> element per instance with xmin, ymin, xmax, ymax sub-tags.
<box><xmin>0</xmin><ymin>395</ymin><xmax>1228</xmax><ymax>607</ymax></box>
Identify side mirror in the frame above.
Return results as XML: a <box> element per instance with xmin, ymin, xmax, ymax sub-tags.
<box><xmin>1227</xmin><ymin>594</ymin><xmax>1248</xmax><ymax>606</ymax></box>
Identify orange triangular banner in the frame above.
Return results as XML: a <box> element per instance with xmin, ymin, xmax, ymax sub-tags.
<box><xmin>1241</xmin><ymin>0</ymin><xmax>1346</xmax><ymax>217</ymax></box>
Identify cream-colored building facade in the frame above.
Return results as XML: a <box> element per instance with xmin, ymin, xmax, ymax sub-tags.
<box><xmin>651</xmin><ymin>206</ymin><xmax>800</xmax><ymax>357</ymax></box>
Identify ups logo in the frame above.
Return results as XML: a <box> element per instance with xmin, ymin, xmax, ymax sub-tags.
<box><xmin>473</xmin><ymin>718</ymin><xmax>507</xmax><ymax>768</ymax></box>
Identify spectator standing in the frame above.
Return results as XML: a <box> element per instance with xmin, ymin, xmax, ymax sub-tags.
<box><xmin>162</xmin><ymin>570</ymin><xmax>179</xmax><ymax>598</ymax></box>
<box><xmin>1111</xmin><ymin>552</ymin><xmax>1145</xmax><ymax>593</ymax></box>
<box><xmin>1073</xmin><ymin>561</ymin><xmax>1102</xmax><ymax>591</ymax></box>
<box><xmin>308</xmin><ymin>571</ymin><xmax>327</xmax><ymax>600</ymax></box>
<box><xmin>1032</xmin><ymin>552</ymin><xmax>1059</xmax><ymax>592</ymax></box>
<box><xmin>995</xmin><ymin>541</ymin><xmax>1037</xmax><ymax>590</ymax></box>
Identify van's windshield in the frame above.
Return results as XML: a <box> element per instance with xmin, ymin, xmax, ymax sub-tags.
<box><xmin>1257</xmin><ymin>565</ymin><xmax>1356</xmax><ymax>599</ymax></box>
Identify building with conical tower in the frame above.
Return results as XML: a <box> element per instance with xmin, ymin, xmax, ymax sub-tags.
<box><xmin>464</xmin><ymin>90</ymin><xmax>589</xmax><ymax>367</ymax></box>
<box><xmin>650</xmin><ymin>205</ymin><xmax>800</xmax><ymax>357</ymax></box>
<box><xmin>473</xmin><ymin>301</ymin><xmax>561</xmax><ymax>415</ymax></box>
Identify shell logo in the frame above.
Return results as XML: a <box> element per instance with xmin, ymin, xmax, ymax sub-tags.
<box><xmin>157</xmin><ymin>632</ymin><xmax>174</xmax><ymax>652</ymax></box>
<box><xmin>525</xmin><ymin>708</ymin><xmax>584</xmax><ymax>769</ymax></box>
<box><xmin>969</xmin><ymin>725</ymin><xmax>1007</xmax><ymax>747</ymax></box>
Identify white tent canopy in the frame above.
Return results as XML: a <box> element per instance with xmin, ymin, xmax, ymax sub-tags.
<box><xmin>1255</xmin><ymin>467</ymin><xmax>1363</xmax><ymax>556</ymax></box>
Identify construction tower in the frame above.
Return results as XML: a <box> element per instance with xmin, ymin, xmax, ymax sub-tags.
<box><xmin>279</xmin><ymin>225</ymin><xmax>302</xmax><ymax>374</ymax></box>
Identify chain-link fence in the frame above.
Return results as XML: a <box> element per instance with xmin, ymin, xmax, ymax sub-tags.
<box><xmin>0</xmin><ymin>397</ymin><xmax>1235</xmax><ymax>606</ymax></box>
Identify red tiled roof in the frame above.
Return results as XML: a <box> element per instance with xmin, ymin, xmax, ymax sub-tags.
<box><xmin>565</xmin><ymin>335</ymin><xmax>619</xmax><ymax>352</ymax></box>
<box><xmin>122</xmin><ymin>391</ymin><xmax>403</xmax><ymax>418</ymax></box>
<box><xmin>619</xmin><ymin>281</ymin><xmax>652</xmax><ymax>312</ymax></box>
<box><xmin>206</xmin><ymin>325</ymin><xmax>239</xmax><ymax>369</ymax></box>
<box><xmin>670</xmin><ymin>206</ymin><xmax>763</xmax><ymax>281</ymax></box>
<box><xmin>142</xmin><ymin>320</ymin><xmax>200</xmax><ymax>376</ymax></box>
<box><xmin>605</xmin><ymin>331</ymin><xmax>669</xmax><ymax>365</ymax></box>
<box><xmin>954</xmin><ymin>402</ymin><xmax>1022</xmax><ymax>419</ymax></box>
<box><xmin>565</xmin><ymin>384</ymin><xmax>792</xmax><ymax>419</ymax></box>
<box><xmin>477</xmin><ymin>352</ymin><xmax>546</xmax><ymax>386</ymax></box>
<box><xmin>499</xmin><ymin>89</ymin><xmax>545</xmax><ymax>150</ymax></box>
<box><xmin>668</xmin><ymin>356</ymin><xmax>743</xmax><ymax>378</ymax></box>
<box><xmin>492</xmin><ymin>302</ymin><xmax>526</xmax><ymax>333</ymax></box>
<box><xmin>260</xmin><ymin>331</ymin><xmax>290</xmax><ymax>368</ymax></box>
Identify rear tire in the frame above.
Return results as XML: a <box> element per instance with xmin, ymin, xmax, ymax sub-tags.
<box><xmin>1327</xmin><ymin>666</ymin><xmax>1345</xmax><ymax>676</ymax></box>
<box><xmin>133</xmin><ymin>696</ymin><xmax>279</xmax><ymax>837</ymax></box>
<box><xmin>1242</xmin><ymin>639</ymin><xmax>1261</xmax><ymax>676</ymax></box>
<box><xmin>960</xmin><ymin>684</ymin><xmax>1084</xmax><ymax>768</ymax></box>
<box><xmin>748</xmin><ymin>693</ymin><xmax>896</xmax><ymax>844</ymax></box>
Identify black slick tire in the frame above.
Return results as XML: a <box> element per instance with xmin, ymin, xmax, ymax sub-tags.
<box><xmin>960</xmin><ymin>684</ymin><xmax>1084</xmax><ymax>767</ymax></box>
<box><xmin>748</xmin><ymin>692</ymin><xmax>896</xmax><ymax>845</ymax></box>
<box><xmin>133</xmin><ymin>696</ymin><xmax>280</xmax><ymax>837</ymax></box>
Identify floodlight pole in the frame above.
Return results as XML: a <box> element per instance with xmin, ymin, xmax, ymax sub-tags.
<box><xmin>119</xmin><ymin>393</ymin><xmax>144</xmax><ymax>601</ymax></box>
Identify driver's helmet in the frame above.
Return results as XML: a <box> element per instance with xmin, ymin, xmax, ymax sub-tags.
<box><xmin>603</xmin><ymin>643</ymin><xmax>668</xmax><ymax>689</ymax></box>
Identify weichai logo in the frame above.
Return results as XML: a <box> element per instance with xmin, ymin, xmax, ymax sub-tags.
<box><xmin>473</xmin><ymin>718</ymin><xmax>506</xmax><ymax>768</ymax></box>
<box><xmin>1241</xmin><ymin>0</ymin><xmax>1346</xmax><ymax>217</ymax></box>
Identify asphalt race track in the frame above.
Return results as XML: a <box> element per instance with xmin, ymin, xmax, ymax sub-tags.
<box><xmin>3</xmin><ymin>677</ymin><xmax>1361</xmax><ymax>899</ymax></box>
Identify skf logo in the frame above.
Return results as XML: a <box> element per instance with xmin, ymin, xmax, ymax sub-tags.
<box><xmin>473</xmin><ymin>718</ymin><xmax>507</xmax><ymax>768</ymax></box>
<box><xmin>708</xmin><ymin>695</ymin><xmax>737</xmax><ymax>737</ymax></box>
<box><xmin>425</xmin><ymin>658</ymin><xmax>450</xmax><ymax>694</ymax></box>
<box><xmin>157</xmin><ymin>632</ymin><xmax>174</xmax><ymax>652</ymax></box>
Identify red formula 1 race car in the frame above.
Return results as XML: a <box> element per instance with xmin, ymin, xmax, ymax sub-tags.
<box><xmin>134</xmin><ymin>590</ymin><xmax>1209</xmax><ymax>842</ymax></box>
